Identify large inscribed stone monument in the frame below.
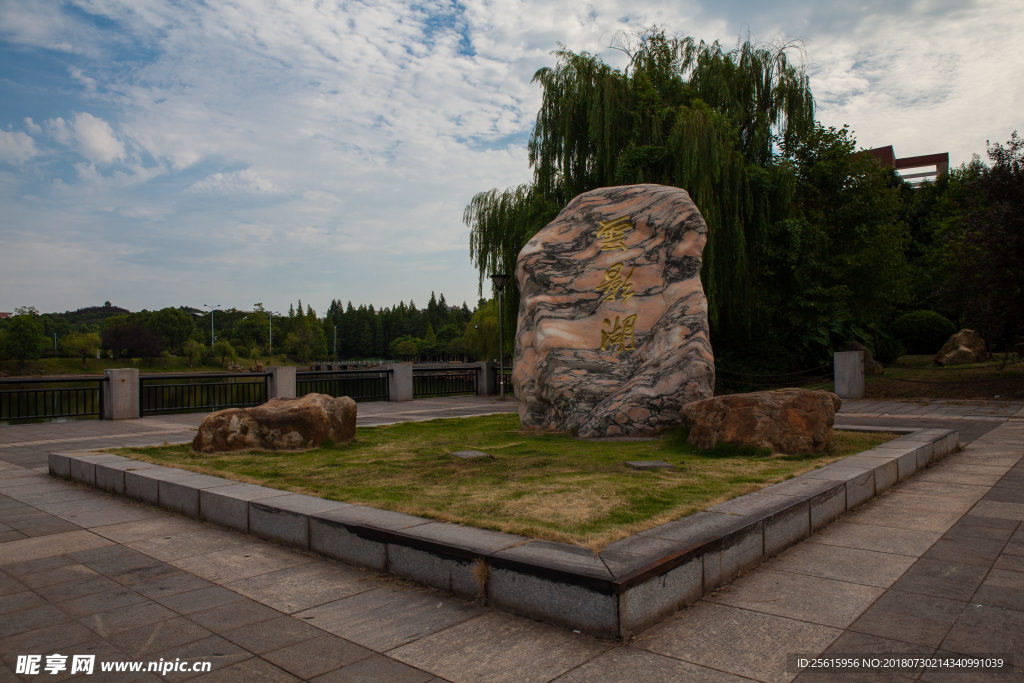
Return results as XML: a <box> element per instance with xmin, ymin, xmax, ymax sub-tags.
<box><xmin>512</xmin><ymin>184</ymin><xmax>715</xmax><ymax>437</ymax></box>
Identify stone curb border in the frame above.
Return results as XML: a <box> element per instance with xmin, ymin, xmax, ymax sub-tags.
<box><xmin>48</xmin><ymin>426</ymin><xmax>958</xmax><ymax>639</ymax></box>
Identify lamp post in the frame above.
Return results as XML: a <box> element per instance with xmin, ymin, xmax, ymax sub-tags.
<box><xmin>333</xmin><ymin>326</ymin><xmax>338</xmax><ymax>358</ymax></box>
<box><xmin>490</xmin><ymin>273</ymin><xmax>509</xmax><ymax>400</ymax></box>
<box><xmin>203</xmin><ymin>304</ymin><xmax>221</xmax><ymax>347</ymax></box>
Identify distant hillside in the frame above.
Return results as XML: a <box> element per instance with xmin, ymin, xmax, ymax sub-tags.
<box><xmin>55</xmin><ymin>303</ymin><xmax>131</xmax><ymax>327</ymax></box>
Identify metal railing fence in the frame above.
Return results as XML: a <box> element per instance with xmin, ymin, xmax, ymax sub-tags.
<box><xmin>139</xmin><ymin>373</ymin><xmax>270</xmax><ymax>416</ymax></box>
<box><xmin>0</xmin><ymin>377</ymin><xmax>107</xmax><ymax>422</ymax></box>
<box><xmin>413</xmin><ymin>367</ymin><xmax>477</xmax><ymax>397</ymax></box>
<box><xmin>296</xmin><ymin>370</ymin><xmax>390</xmax><ymax>402</ymax></box>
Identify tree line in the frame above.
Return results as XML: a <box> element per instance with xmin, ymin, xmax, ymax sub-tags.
<box><xmin>464</xmin><ymin>28</ymin><xmax>1024</xmax><ymax>373</ymax></box>
<box><xmin>0</xmin><ymin>294</ymin><xmax>508</xmax><ymax>371</ymax></box>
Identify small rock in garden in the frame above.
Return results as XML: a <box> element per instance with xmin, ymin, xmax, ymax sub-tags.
<box><xmin>625</xmin><ymin>460</ymin><xmax>674</xmax><ymax>470</ymax></box>
<box><xmin>840</xmin><ymin>341</ymin><xmax>884</xmax><ymax>375</ymax></box>
<box><xmin>192</xmin><ymin>393</ymin><xmax>356</xmax><ymax>452</ymax></box>
<box><xmin>451</xmin><ymin>450</ymin><xmax>493</xmax><ymax>459</ymax></box>
<box><xmin>513</xmin><ymin>184</ymin><xmax>715</xmax><ymax>439</ymax></box>
<box><xmin>681</xmin><ymin>388</ymin><xmax>841</xmax><ymax>455</ymax></box>
<box><xmin>935</xmin><ymin>329</ymin><xmax>987</xmax><ymax>365</ymax></box>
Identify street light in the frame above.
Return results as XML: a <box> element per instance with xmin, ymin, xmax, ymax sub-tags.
<box><xmin>490</xmin><ymin>273</ymin><xmax>509</xmax><ymax>400</ymax></box>
<box><xmin>203</xmin><ymin>304</ymin><xmax>221</xmax><ymax>347</ymax></box>
<box><xmin>333</xmin><ymin>325</ymin><xmax>338</xmax><ymax>358</ymax></box>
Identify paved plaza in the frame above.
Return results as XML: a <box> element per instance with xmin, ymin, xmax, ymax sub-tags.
<box><xmin>0</xmin><ymin>397</ymin><xmax>1022</xmax><ymax>681</ymax></box>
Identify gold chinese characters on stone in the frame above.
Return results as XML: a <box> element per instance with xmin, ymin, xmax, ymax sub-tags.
<box><xmin>596</xmin><ymin>216</ymin><xmax>634</xmax><ymax>251</ymax></box>
<box><xmin>595</xmin><ymin>263</ymin><xmax>636</xmax><ymax>302</ymax></box>
<box><xmin>600</xmin><ymin>314</ymin><xmax>637</xmax><ymax>353</ymax></box>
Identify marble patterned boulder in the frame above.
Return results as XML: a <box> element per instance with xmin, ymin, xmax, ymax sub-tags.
<box><xmin>681</xmin><ymin>388</ymin><xmax>842</xmax><ymax>454</ymax></box>
<box><xmin>193</xmin><ymin>393</ymin><xmax>356</xmax><ymax>452</ymax></box>
<box><xmin>512</xmin><ymin>184</ymin><xmax>714</xmax><ymax>437</ymax></box>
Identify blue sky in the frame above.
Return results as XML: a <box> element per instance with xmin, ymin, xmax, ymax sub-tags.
<box><xmin>1</xmin><ymin>0</ymin><xmax>1020</xmax><ymax>315</ymax></box>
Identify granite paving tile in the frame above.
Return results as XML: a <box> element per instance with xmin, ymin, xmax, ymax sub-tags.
<box><xmin>262</xmin><ymin>635</ymin><xmax>375</xmax><ymax>680</ymax></box>
<box><xmin>637</xmin><ymin>600</ymin><xmax>841</xmax><ymax>683</ymax></box>
<box><xmin>224</xmin><ymin>561</ymin><xmax>376</xmax><ymax>613</ymax></box>
<box><xmin>389</xmin><ymin>611</ymin><xmax>609</xmax><ymax>683</ymax></box>
<box><xmin>767</xmin><ymin>542</ymin><xmax>917</xmax><ymax>588</ymax></box>
<box><xmin>310</xmin><ymin>653</ymin><xmax>436</xmax><ymax>683</ymax></box>
<box><xmin>220</xmin><ymin>614</ymin><xmax>325</xmax><ymax>654</ymax></box>
<box><xmin>192</xmin><ymin>657</ymin><xmax>301</xmax><ymax>683</ymax></box>
<box><xmin>59</xmin><ymin>585</ymin><xmax>150</xmax><ymax>618</ymax></box>
<box><xmin>805</xmin><ymin>521</ymin><xmax>941</xmax><ymax>557</ymax></box>
<box><xmin>155</xmin><ymin>585</ymin><xmax>247</xmax><ymax>614</ymax></box>
<box><xmin>294</xmin><ymin>587</ymin><xmax>487</xmax><ymax>653</ymax></box>
<box><xmin>106</xmin><ymin>616</ymin><xmax>215</xmax><ymax>658</ymax></box>
<box><xmin>552</xmin><ymin>646</ymin><xmax>748</xmax><ymax>683</ymax></box>
<box><xmin>148</xmin><ymin>635</ymin><xmax>252</xmax><ymax>680</ymax></box>
<box><xmin>169</xmin><ymin>543</ymin><xmax>316</xmax><ymax>583</ymax></box>
<box><xmin>890</xmin><ymin>559</ymin><xmax>989</xmax><ymax>601</ymax></box>
<box><xmin>706</xmin><ymin>568</ymin><xmax>884</xmax><ymax>628</ymax></box>
<box><xmin>79</xmin><ymin>599</ymin><xmax>178</xmax><ymax>637</ymax></box>
<box><xmin>186</xmin><ymin>596</ymin><xmax>282</xmax><ymax>632</ymax></box>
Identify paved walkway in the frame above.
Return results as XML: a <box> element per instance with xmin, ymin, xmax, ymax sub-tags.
<box><xmin>0</xmin><ymin>399</ymin><xmax>1021</xmax><ymax>681</ymax></box>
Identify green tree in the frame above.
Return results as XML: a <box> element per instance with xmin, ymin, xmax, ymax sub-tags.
<box><xmin>465</xmin><ymin>28</ymin><xmax>815</xmax><ymax>339</ymax></box>
<box><xmin>939</xmin><ymin>133</ymin><xmax>1024</xmax><ymax>348</ymax></box>
<box><xmin>213</xmin><ymin>340</ymin><xmax>236</xmax><ymax>367</ymax></box>
<box><xmin>464</xmin><ymin>300</ymin><xmax>500</xmax><ymax>361</ymax></box>
<box><xmin>61</xmin><ymin>332</ymin><xmax>102</xmax><ymax>370</ymax></box>
<box><xmin>149</xmin><ymin>308</ymin><xmax>195</xmax><ymax>351</ymax></box>
<box><xmin>394</xmin><ymin>339</ymin><xmax>418</xmax><ymax>360</ymax></box>
<box><xmin>752</xmin><ymin>124</ymin><xmax>911</xmax><ymax>360</ymax></box>
<box><xmin>6</xmin><ymin>308</ymin><xmax>45</xmax><ymax>371</ymax></box>
<box><xmin>182</xmin><ymin>339</ymin><xmax>206</xmax><ymax>368</ymax></box>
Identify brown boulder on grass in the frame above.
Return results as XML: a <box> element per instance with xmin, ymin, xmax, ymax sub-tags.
<box><xmin>193</xmin><ymin>393</ymin><xmax>356</xmax><ymax>453</ymax></box>
<box><xmin>840</xmin><ymin>341</ymin><xmax>884</xmax><ymax>375</ymax></box>
<box><xmin>681</xmin><ymin>388</ymin><xmax>842</xmax><ymax>455</ymax></box>
<box><xmin>935</xmin><ymin>329</ymin><xmax>987</xmax><ymax>366</ymax></box>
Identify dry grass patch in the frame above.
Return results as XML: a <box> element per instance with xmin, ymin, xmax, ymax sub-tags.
<box><xmin>112</xmin><ymin>414</ymin><xmax>895</xmax><ymax>550</ymax></box>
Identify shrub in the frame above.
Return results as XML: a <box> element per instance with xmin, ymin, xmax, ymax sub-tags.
<box><xmin>892</xmin><ymin>311</ymin><xmax>956</xmax><ymax>355</ymax></box>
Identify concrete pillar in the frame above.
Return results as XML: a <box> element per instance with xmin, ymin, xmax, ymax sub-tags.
<box><xmin>104</xmin><ymin>368</ymin><xmax>140</xmax><ymax>420</ymax></box>
<box><xmin>268</xmin><ymin>366</ymin><xmax>296</xmax><ymax>399</ymax></box>
<box><xmin>834</xmin><ymin>351</ymin><xmax>864</xmax><ymax>400</ymax></box>
<box><xmin>387</xmin><ymin>363</ymin><xmax>413</xmax><ymax>401</ymax></box>
<box><xmin>475</xmin><ymin>361</ymin><xmax>497</xmax><ymax>396</ymax></box>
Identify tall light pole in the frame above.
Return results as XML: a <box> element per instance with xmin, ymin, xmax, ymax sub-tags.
<box><xmin>333</xmin><ymin>325</ymin><xmax>337</xmax><ymax>358</ymax></box>
<box><xmin>203</xmin><ymin>304</ymin><xmax>221</xmax><ymax>347</ymax></box>
<box><xmin>490</xmin><ymin>273</ymin><xmax>509</xmax><ymax>400</ymax></box>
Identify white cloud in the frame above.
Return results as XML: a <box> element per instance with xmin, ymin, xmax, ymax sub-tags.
<box><xmin>71</xmin><ymin>112</ymin><xmax>125</xmax><ymax>164</ymax></box>
<box><xmin>188</xmin><ymin>169</ymin><xmax>279</xmax><ymax>195</ymax></box>
<box><xmin>0</xmin><ymin>129</ymin><xmax>39</xmax><ymax>164</ymax></box>
<box><xmin>0</xmin><ymin>0</ymin><xmax>1021</xmax><ymax>313</ymax></box>
<box><xmin>45</xmin><ymin>112</ymin><xmax>126</xmax><ymax>164</ymax></box>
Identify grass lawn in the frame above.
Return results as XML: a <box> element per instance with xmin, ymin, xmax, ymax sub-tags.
<box><xmin>113</xmin><ymin>413</ymin><xmax>895</xmax><ymax>550</ymax></box>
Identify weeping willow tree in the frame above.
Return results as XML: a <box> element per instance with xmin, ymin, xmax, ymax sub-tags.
<box><xmin>465</xmin><ymin>28</ymin><xmax>815</xmax><ymax>352</ymax></box>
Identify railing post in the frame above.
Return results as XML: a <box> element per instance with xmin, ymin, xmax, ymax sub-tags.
<box><xmin>386</xmin><ymin>364</ymin><xmax>413</xmax><ymax>401</ymax></box>
<box><xmin>268</xmin><ymin>367</ymin><xmax>296</xmax><ymax>399</ymax></box>
<box><xmin>475</xmin><ymin>361</ymin><xmax>497</xmax><ymax>396</ymax></box>
<box><xmin>834</xmin><ymin>351</ymin><xmax>865</xmax><ymax>400</ymax></box>
<box><xmin>104</xmin><ymin>368</ymin><xmax>140</xmax><ymax>420</ymax></box>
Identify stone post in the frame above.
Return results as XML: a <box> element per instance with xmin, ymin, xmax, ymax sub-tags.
<box><xmin>475</xmin><ymin>361</ymin><xmax>497</xmax><ymax>396</ymax></box>
<box><xmin>386</xmin><ymin>363</ymin><xmax>413</xmax><ymax>401</ymax></box>
<box><xmin>834</xmin><ymin>351</ymin><xmax>864</xmax><ymax>400</ymax></box>
<box><xmin>268</xmin><ymin>366</ymin><xmax>296</xmax><ymax>399</ymax></box>
<box><xmin>104</xmin><ymin>368</ymin><xmax>140</xmax><ymax>420</ymax></box>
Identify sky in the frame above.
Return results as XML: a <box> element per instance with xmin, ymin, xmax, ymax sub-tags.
<box><xmin>1</xmin><ymin>0</ymin><xmax>1021</xmax><ymax>316</ymax></box>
